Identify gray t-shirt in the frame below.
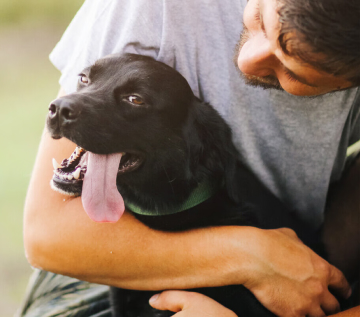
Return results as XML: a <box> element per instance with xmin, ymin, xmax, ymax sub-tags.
<box><xmin>50</xmin><ymin>0</ymin><xmax>360</xmax><ymax>229</ymax></box>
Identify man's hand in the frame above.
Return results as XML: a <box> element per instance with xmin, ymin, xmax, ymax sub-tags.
<box><xmin>149</xmin><ymin>291</ymin><xmax>237</xmax><ymax>317</ymax></box>
<box><xmin>243</xmin><ymin>228</ymin><xmax>351</xmax><ymax>317</ymax></box>
<box><xmin>148</xmin><ymin>229</ymin><xmax>351</xmax><ymax>317</ymax></box>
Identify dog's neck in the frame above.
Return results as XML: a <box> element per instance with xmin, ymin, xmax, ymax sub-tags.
<box><xmin>125</xmin><ymin>177</ymin><xmax>220</xmax><ymax>216</ymax></box>
<box><xmin>115</xmin><ymin>151</ymin><xmax>214</xmax><ymax>215</ymax></box>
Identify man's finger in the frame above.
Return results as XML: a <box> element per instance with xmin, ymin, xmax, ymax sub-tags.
<box><xmin>310</xmin><ymin>307</ymin><xmax>326</xmax><ymax>317</ymax></box>
<box><xmin>327</xmin><ymin>265</ymin><xmax>351</xmax><ymax>299</ymax></box>
<box><xmin>149</xmin><ymin>290</ymin><xmax>193</xmax><ymax>312</ymax></box>
<box><xmin>320</xmin><ymin>291</ymin><xmax>341</xmax><ymax>315</ymax></box>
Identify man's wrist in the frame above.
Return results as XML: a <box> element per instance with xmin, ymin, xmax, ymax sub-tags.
<box><xmin>211</xmin><ymin>226</ymin><xmax>264</xmax><ymax>287</ymax></box>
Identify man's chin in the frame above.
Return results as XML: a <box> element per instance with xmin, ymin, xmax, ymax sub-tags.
<box><xmin>241</xmin><ymin>73</ymin><xmax>283</xmax><ymax>91</ymax></box>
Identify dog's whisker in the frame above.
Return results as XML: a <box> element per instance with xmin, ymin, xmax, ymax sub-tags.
<box><xmin>161</xmin><ymin>164</ymin><xmax>175</xmax><ymax>194</ymax></box>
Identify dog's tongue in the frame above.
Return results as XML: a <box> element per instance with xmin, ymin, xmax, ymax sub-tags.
<box><xmin>82</xmin><ymin>152</ymin><xmax>125</xmax><ymax>223</ymax></box>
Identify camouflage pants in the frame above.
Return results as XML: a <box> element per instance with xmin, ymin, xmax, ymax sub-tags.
<box><xmin>16</xmin><ymin>269</ymin><xmax>111</xmax><ymax>317</ymax></box>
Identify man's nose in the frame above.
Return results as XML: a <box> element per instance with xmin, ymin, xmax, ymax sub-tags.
<box><xmin>237</xmin><ymin>35</ymin><xmax>276</xmax><ymax>77</ymax></box>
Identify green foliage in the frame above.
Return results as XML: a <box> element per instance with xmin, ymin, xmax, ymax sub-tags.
<box><xmin>0</xmin><ymin>2</ymin><xmax>84</xmax><ymax>313</ymax></box>
<box><xmin>0</xmin><ymin>66</ymin><xmax>60</xmax><ymax>252</ymax></box>
<box><xmin>0</xmin><ymin>34</ymin><xmax>62</xmax><ymax>314</ymax></box>
<box><xmin>0</xmin><ymin>0</ymin><xmax>83</xmax><ymax>309</ymax></box>
<box><xmin>0</xmin><ymin>0</ymin><xmax>84</xmax><ymax>27</ymax></box>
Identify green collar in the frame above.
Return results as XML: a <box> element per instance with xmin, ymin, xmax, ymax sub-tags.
<box><xmin>126</xmin><ymin>180</ymin><xmax>219</xmax><ymax>216</ymax></box>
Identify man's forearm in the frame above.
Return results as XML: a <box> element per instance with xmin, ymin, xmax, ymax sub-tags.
<box><xmin>323</xmin><ymin>153</ymin><xmax>360</xmax><ymax>282</ymax></box>
<box><xmin>23</xmin><ymin>129</ymin><xmax>256</xmax><ymax>290</ymax></box>
<box><xmin>323</xmin><ymin>152</ymin><xmax>360</xmax><ymax>317</ymax></box>
<box><xmin>25</xmin><ymin>184</ymin><xmax>255</xmax><ymax>290</ymax></box>
<box><xmin>330</xmin><ymin>306</ymin><xmax>360</xmax><ymax>316</ymax></box>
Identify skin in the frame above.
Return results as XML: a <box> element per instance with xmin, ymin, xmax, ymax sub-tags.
<box><xmin>23</xmin><ymin>0</ymin><xmax>359</xmax><ymax>316</ymax></box>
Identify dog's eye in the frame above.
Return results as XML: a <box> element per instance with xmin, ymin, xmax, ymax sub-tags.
<box><xmin>79</xmin><ymin>75</ymin><xmax>89</xmax><ymax>84</ymax></box>
<box><xmin>127</xmin><ymin>96</ymin><xmax>144</xmax><ymax>105</ymax></box>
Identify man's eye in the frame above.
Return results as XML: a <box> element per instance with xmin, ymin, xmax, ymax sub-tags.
<box><xmin>284</xmin><ymin>69</ymin><xmax>300</xmax><ymax>84</ymax></box>
<box><xmin>127</xmin><ymin>95</ymin><xmax>144</xmax><ymax>105</ymax></box>
<box><xmin>79</xmin><ymin>75</ymin><xmax>89</xmax><ymax>84</ymax></box>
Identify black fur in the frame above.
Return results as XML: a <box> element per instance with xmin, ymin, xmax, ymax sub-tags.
<box><xmin>47</xmin><ymin>53</ymin><xmax>323</xmax><ymax>317</ymax></box>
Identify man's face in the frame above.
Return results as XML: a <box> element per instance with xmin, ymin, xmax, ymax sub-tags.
<box><xmin>236</xmin><ymin>0</ymin><xmax>352</xmax><ymax>96</ymax></box>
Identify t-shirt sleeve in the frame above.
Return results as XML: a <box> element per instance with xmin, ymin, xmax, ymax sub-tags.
<box><xmin>49</xmin><ymin>0</ymin><xmax>163</xmax><ymax>94</ymax></box>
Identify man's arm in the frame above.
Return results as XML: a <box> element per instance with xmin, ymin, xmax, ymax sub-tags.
<box><xmin>331</xmin><ymin>307</ymin><xmax>360</xmax><ymax>317</ymax></box>
<box><xmin>24</xmin><ymin>88</ymin><xmax>351</xmax><ymax>317</ymax></box>
<box><xmin>322</xmin><ymin>152</ymin><xmax>360</xmax><ymax>316</ymax></box>
<box><xmin>323</xmin><ymin>152</ymin><xmax>360</xmax><ymax>283</ymax></box>
<box><xmin>24</xmin><ymin>87</ymin><xmax>253</xmax><ymax>289</ymax></box>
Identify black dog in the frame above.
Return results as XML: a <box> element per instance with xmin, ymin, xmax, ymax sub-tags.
<box><xmin>47</xmin><ymin>53</ymin><xmax>322</xmax><ymax>317</ymax></box>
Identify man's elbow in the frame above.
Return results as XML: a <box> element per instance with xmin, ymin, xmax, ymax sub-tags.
<box><xmin>24</xmin><ymin>237</ymin><xmax>45</xmax><ymax>270</ymax></box>
<box><xmin>23</xmin><ymin>188</ymin><xmax>59</xmax><ymax>271</ymax></box>
<box><xmin>23</xmin><ymin>203</ymin><xmax>47</xmax><ymax>270</ymax></box>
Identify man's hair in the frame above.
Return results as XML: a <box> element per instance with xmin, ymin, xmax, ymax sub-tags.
<box><xmin>277</xmin><ymin>0</ymin><xmax>360</xmax><ymax>85</ymax></box>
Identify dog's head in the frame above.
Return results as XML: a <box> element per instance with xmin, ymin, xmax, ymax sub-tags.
<box><xmin>48</xmin><ymin>54</ymin><xmax>194</xmax><ymax>152</ymax></box>
<box><xmin>47</xmin><ymin>53</ymin><xmax>240</xmax><ymax>223</ymax></box>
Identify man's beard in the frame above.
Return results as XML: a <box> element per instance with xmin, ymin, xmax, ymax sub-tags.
<box><xmin>234</xmin><ymin>25</ymin><xmax>283</xmax><ymax>91</ymax></box>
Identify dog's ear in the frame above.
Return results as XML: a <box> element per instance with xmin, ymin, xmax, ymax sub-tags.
<box><xmin>222</xmin><ymin>147</ymin><xmax>242</xmax><ymax>205</ymax></box>
<box><xmin>184</xmin><ymin>98</ymin><xmax>242</xmax><ymax>204</ymax></box>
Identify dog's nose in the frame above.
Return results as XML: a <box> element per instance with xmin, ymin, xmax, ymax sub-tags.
<box><xmin>48</xmin><ymin>98</ymin><xmax>80</xmax><ymax>124</ymax></box>
<box><xmin>47</xmin><ymin>98</ymin><xmax>80</xmax><ymax>139</ymax></box>
<box><xmin>49</xmin><ymin>99</ymin><xmax>79</xmax><ymax>122</ymax></box>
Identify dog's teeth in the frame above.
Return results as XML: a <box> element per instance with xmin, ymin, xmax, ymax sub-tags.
<box><xmin>73</xmin><ymin>167</ymin><xmax>81</xmax><ymax>180</ymax></box>
<box><xmin>67</xmin><ymin>174</ymin><xmax>74</xmax><ymax>180</ymax></box>
<box><xmin>75</xmin><ymin>147</ymin><xmax>82</xmax><ymax>155</ymax></box>
<box><xmin>61</xmin><ymin>159</ymin><xmax>68</xmax><ymax>167</ymax></box>
<box><xmin>52</xmin><ymin>158</ymin><xmax>62</xmax><ymax>170</ymax></box>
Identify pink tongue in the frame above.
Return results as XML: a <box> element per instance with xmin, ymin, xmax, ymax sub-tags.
<box><xmin>82</xmin><ymin>152</ymin><xmax>125</xmax><ymax>223</ymax></box>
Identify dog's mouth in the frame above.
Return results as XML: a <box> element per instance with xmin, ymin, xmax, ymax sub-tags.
<box><xmin>52</xmin><ymin>146</ymin><xmax>143</xmax><ymax>184</ymax></box>
<box><xmin>52</xmin><ymin>147</ymin><xmax>88</xmax><ymax>185</ymax></box>
<box><xmin>51</xmin><ymin>146</ymin><xmax>143</xmax><ymax>223</ymax></box>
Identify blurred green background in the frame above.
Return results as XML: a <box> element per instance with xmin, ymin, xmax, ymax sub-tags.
<box><xmin>0</xmin><ymin>1</ymin><xmax>84</xmax><ymax>315</ymax></box>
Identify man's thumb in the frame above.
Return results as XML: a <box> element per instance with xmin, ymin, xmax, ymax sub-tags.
<box><xmin>149</xmin><ymin>290</ymin><xmax>188</xmax><ymax>312</ymax></box>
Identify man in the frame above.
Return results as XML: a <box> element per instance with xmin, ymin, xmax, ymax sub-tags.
<box><xmin>22</xmin><ymin>0</ymin><xmax>359</xmax><ymax>316</ymax></box>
